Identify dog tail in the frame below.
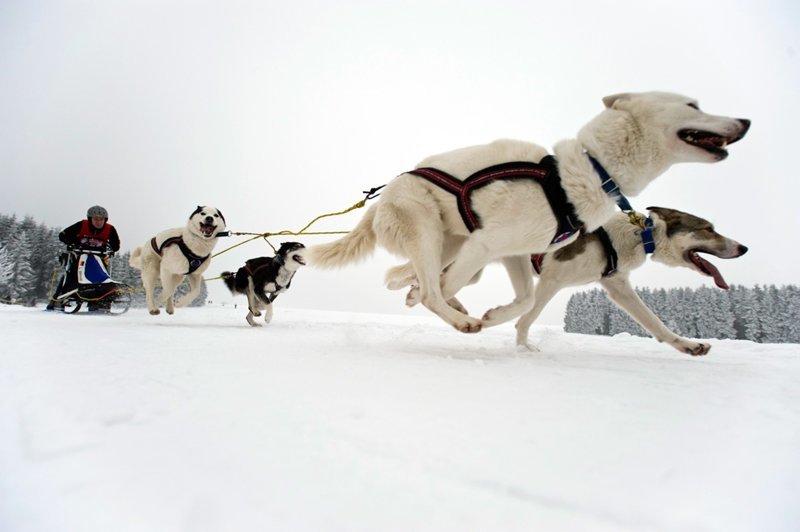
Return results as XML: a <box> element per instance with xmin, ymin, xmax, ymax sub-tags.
<box><xmin>221</xmin><ymin>271</ymin><xmax>236</xmax><ymax>293</ymax></box>
<box><xmin>308</xmin><ymin>204</ymin><xmax>378</xmax><ymax>269</ymax></box>
<box><xmin>129</xmin><ymin>246</ymin><xmax>143</xmax><ymax>269</ymax></box>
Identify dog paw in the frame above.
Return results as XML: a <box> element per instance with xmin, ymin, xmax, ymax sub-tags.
<box><xmin>672</xmin><ymin>338</ymin><xmax>711</xmax><ymax>356</ymax></box>
<box><xmin>454</xmin><ymin>318</ymin><xmax>482</xmax><ymax>334</ymax></box>
<box><xmin>516</xmin><ymin>341</ymin><xmax>540</xmax><ymax>353</ymax></box>
<box><xmin>166</xmin><ymin>308</ymin><xmax>174</xmax><ymax>315</ymax></box>
<box><xmin>149</xmin><ymin>309</ymin><xmax>160</xmax><ymax>315</ymax></box>
<box><xmin>481</xmin><ymin>308</ymin><xmax>506</xmax><ymax>327</ymax></box>
<box><xmin>686</xmin><ymin>342</ymin><xmax>711</xmax><ymax>356</ymax></box>
<box><xmin>405</xmin><ymin>286</ymin><xmax>420</xmax><ymax>307</ymax></box>
<box><xmin>252</xmin><ymin>310</ymin><xmax>261</xmax><ymax>317</ymax></box>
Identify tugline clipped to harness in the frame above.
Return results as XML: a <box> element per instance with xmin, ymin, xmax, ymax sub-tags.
<box><xmin>206</xmin><ymin>186</ymin><xmax>385</xmax><ymax>283</ymax></box>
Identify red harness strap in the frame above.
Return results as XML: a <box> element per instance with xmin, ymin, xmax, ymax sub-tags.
<box><xmin>530</xmin><ymin>254</ymin><xmax>546</xmax><ymax>275</ymax></box>
<box><xmin>408</xmin><ymin>156</ymin><xmax>582</xmax><ymax>244</ymax></box>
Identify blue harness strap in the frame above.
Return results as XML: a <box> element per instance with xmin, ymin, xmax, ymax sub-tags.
<box><xmin>639</xmin><ymin>216</ymin><xmax>655</xmax><ymax>254</ymax></box>
<box><xmin>586</xmin><ymin>153</ymin><xmax>635</xmax><ymax>212</ymax></box>
<box><xmin>408</xmin><ymin>156</ymin><xmax>583</xmax><ymax>244</ymax></box>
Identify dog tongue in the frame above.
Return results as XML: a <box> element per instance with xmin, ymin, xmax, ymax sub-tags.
<box><xmin>691</xmin><ymin>253</ymin><xmax>729</xmax><ymax>290</ymax></box>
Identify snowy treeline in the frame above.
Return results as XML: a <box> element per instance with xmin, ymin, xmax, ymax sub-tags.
<box><xmin>0</xmin><ymin>213</ymin><xmax>206</xmax><ymax>307</ymax></box>
<box><xmin>0</xmin><ymin>214</ymin><xmax>61</xmax><ymax>304</ymax></box>
<box><xmin>565</xmin><ymin>285</ymin><xmax>800</xmax><ymax>343</ymax></box>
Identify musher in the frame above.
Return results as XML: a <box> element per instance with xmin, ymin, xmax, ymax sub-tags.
<box><xmin>47</xmin><ymin>205</ymin><xmax>121</xmax><ymax>310</ymax></box>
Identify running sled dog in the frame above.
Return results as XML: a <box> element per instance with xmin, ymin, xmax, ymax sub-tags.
<box><xmin>221</xmin><ymin>242</ymin><xmax>307</xmax><ymax>327</ymax></box>
<box><xmin>309</xmin><ymin>92</ymin><xmax>750</xmax><ymax>333</ymax></box>
<box><xmin>387</xmin><ymin>207</ymin><xmax>748</xmax><ymax>355</ymax></box>
<box><xmin>130</xmin><ymin>206</ymin><xmax>226</xmax><ymax>315</ymax></box>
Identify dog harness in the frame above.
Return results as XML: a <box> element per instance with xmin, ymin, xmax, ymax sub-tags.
<box><xmin>530</xmin><ymin>226</ymin><xmax>619</xmax><ymax>278</ymax></box>
<box><xmin>244</xmin><ymin>256</ymin><xmax>294</xmax><ymax>295</ymax></box>
<box><xmin>530</xmin><ymin>213</ymin><xmax>655</xmax><ymax>277</ymax></box>
<box><xmin>150</xmin><ymin>236</ymin><xmax>210</xmax><ymax>275</ymax></box>
<box><xmin>408</xmin><ymin>156</ymin><xmax>583</xmax><ymax>244</ymax></box>
<box><xmin>586</xmin><ymin>153</ymin><xmax>635</xmax><ymax>212</ymax></box>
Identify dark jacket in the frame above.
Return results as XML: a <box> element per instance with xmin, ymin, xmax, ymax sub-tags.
<box><xmin>59</xmin><ymin>220</ymin><xmax>121</xmax><ymax>252</ymax></box>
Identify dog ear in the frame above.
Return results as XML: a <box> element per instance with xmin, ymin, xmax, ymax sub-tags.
<box><xmin>602</xmin><ymin>93</ymin><xmax>632</xmax><ymax>109</ymax></box>
<box><xmin>216</xmin><ymin>209</ymin><xmax>226</xmax><ymax>225</ymax></box>
<box><xmin>191</xmin><ymin>206</ymin><xmax>204</xmax><ymax>218</ymax></box>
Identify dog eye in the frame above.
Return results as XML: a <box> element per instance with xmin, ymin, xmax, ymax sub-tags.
<box><xmin>687</xmin><ymin>103</ymin><xmax>700</xmax><ymax>110</ymax></box>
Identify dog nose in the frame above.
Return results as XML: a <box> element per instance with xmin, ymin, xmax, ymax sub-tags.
<box><xmin>205</xmin><ymin>216</ymin><xmax>214</xmax><ymax>224</ymax></box>
<box><xmin>737</xmin><ymin>118</ymin><xmax>751</xmax><ymax>134</ymax></box>
<box><xmin>737</xmin><ymin>244</ymin><xmax>748</xmax><ymax>256</ymax></box>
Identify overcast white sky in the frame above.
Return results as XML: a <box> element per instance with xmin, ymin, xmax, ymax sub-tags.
<box><xmin>1</xmin><ymin>0</ymin><xmax>799</xmax><ymax>325</ymax></box>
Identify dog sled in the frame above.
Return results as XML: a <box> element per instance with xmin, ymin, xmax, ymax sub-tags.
<box><xmin>48</xmin><ymin>248</ymin><xmax>132</xmax><ymax>314</ymax></box>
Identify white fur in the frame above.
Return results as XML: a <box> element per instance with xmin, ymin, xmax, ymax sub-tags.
<box><xmin>129</xmin><ymin>206</ymin><xmax>226</xmax><ymax>315</ymax></box>
<box><xmin>309</xmin><ymin>92</ymin><xmax>749</xmax><ymax>333</ymax></box>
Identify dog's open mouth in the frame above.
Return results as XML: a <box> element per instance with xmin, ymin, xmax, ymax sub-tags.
<box><xmin>685</xmin><ymin>249</ymin><xmax>729</xmax><ymax>289</ymax></box>
<box><xmin>292</xmin><ymin>255</ymin><xmax>306</xmax><ymax>266</ymax></box>
<box><xmin>199</xmin><ymin>222</ymin><xmax>216</xmax><ymax>238</ymax></box>
<box><xmin>678</xmin><ymin>129</ymin><xmax>743</xmax><ymax>159</ymax></box>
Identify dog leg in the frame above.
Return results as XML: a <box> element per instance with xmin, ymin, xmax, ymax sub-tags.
<box><xmin>515</xmin><ymin>278</ymin><xmax>561</xmax><ymax>351</ymax></box>
<box><xmin>246</xmin><ymin>310</ymin><xmax>261</xmax><ymax>327</ymax></box>
<box><xmin>386</xmin><ymin>235</ymin><xmax>466</xmax><ymax>291</ymax></box>
<box><xmin>375</xmin><ymin>201</ymin><xmax>481</xmax><ymax>332</ymax></box>
<box><xmin>404</xmin><ymin>284</ymin><xmax>468</xmax><ymax>314</ymax></box>
<box><xmin>245</xmin><ymin>278</ymin><xmax>261</xmax><ymax>317</ymax></box>
<box><xmin>263</xmin><ymin>302</ymin><xmax>273</xmax><ymax>324</ymax></box>
<box><xmin>175</xmin><ymin>274</ymin><xmax>202</xmax><ymax>307</ymax></box>
<box><xmin>386</xmin><ymin>262</ymin><xmax>417</xmax><ymax>290</ymax></box>
<box><xmin>141</xmin><ymin>267</ymin><xmax>160</xmax><ymax>315</ymax></box>
<box><xmin>599</xmin><ymin>275</ymin><xmax>711</xmax><ymax>356</ymax></box>
<box><xmin>414</xmin><ymin>248</ymin><xmax>483</xmax><ymax>333</ymax></box>
<box><xmin>481</xmin><ymin>255</ymin><xmax>536</xmax><ymax>328</ymax></box>
<box><xmin>157</xmin><ymin>272</ymin><xmax>182</xmax><ymax>315</ymax></box>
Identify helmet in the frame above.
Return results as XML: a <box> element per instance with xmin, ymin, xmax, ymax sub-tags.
<box><xmin>87</xmin><ymin>205</ymin><xmax>108</xmax><ymax>219</ymax></box>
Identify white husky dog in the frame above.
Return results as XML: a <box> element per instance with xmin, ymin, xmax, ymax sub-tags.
<box><xmin>309</xmin><ymin>92</ymin><xmax>750</xmax><ymax>333</ymax></box>
<box><xmin>130</xmin><ymin>206</ymin><xmax>226</xmax><ymax>315</ymax></box>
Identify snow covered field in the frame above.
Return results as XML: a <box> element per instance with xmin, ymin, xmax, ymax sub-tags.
<box><xmin>1</xmin><ymin>304</ymin><xmax>799</xmax><ymax>532</ymax></box>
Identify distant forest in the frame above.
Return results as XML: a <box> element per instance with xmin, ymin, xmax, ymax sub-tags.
<box><xmin>0</xmin><ymin>213</ymin><xmax>205</xmax><ymax>307</ymax></box>
<box><xmin>565</xmin><ymin>285</ymin><xmax>800</xmax><ymax>344</ymax></box>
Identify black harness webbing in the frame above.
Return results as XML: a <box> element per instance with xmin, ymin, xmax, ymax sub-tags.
<box><xmin>150</xmin><ymin>236</ymin><xmax>210</xmax><ymax>275</ymax></box>
<box><xmin>244</xmin><ymin>256</ymin><xmax>292</xmax><ymax>294</ymax></box>
<box><xmin>408</xmin><ymin>156</ymin><xmax>583</xmax><ymax>244</ymax></box>
<box><xmin>530</xmin><ymin>226</ymin><xmax>619</xmax><ymax>277</ymax></box>
<box><xmin>594</xmin><ymin>227</ymin><xmax>619</xmax><ymax>277</ymax></box>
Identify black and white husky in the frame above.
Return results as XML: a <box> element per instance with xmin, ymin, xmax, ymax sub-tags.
<box><xmin>222</xmin><ymin>242</ymin><xmax>306</xmax><ymax>326</ymax></box>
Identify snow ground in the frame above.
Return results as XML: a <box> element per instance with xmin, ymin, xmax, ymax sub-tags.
<box><xmin>1</xmin><ymin>304</ymin><xmax>799</xmax><ymax>532</ymax></box>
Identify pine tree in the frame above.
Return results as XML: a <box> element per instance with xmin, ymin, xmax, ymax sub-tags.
<box><xmin>7</xmin><ymin>231</ymin><xmax>37</xmax><ymax>303</ymax></box>
<box><xmin>0</xmin><ymin>243</ymin><xmax>14</xmax><ymax>300</ymax></box>
<box><xmin>783</xmin><ymin>286</ymin><xmax>800</xmax><ymax>343</ymax></box>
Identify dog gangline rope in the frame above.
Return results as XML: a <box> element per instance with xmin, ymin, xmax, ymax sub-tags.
<box><xmin>210</xmin><ymin>185</ymin><xmax>384</xmax><ymax>259</ymax></box>
<box><xmin>46</xmin><ymin>186</ymin><xmax>386</xmax><ymax>300</ymax></box>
